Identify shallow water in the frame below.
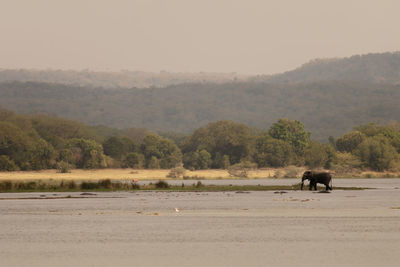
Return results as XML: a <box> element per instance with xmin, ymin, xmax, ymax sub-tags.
<box><xmin>1</xmin><ymin>179</ymin><xmax>400</xmax><ymax>267</ymax></box>
<box><xmin>141</xmin><ymin>178</ymin><xmax>400</xmax><ymax>189</ymax></box>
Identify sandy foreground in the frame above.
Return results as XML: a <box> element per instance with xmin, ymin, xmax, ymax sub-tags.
<box><xmin>1</xmin><ymin>180</ymin><xmax>400</xmax><ymax>267</ymax></box>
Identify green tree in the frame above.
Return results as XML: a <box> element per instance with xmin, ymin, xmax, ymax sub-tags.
<box><xmin>336</xmin><ymin>131</ymin><xmax>366</xmax><ymax>153</ymax></box>
<box><xmin>197</xmin><ymin>149</ymin><xmax>212</xmax><ymax>169</ymax></box>
<box><xmin>254</xmin><ymin>134</ymin><xmax>294</xmax><ymax>167</ymax></box>
<box><xmin>304</xmin><ymin>141</ymin><xmax>336</xmax><ymax>169</ymax></box>
<box><xmin>66</xmin><ymin>138</ymin><xmax>107</xmax><ymax>169</ymax></box>
<box><xmin>141</xmin><ymin>133</ymin><xmax>182</xmax><ymax>169</ymax></box>
<box><xmin>181</xmin><ymin>120</ymin><xmax>254</xmax><ymax>168</ymax></box>
<box><xmin>123</xmin><ymin>152</ymin><xmax>145</xmax><ymax>168</ymax></box>
<box><xmin>31</xmin><ymin>115</ymin><xmax>100</xmax><ymax>149</ymax></box>
<box><xmin>30</xmin><ymin>138</ymin><xmax>56</xmax><ymax>170</ymax></box>
<box><xmin>0</xmin><ymin>121</ymin><xmax>34</xmax><ymax>169</ymax></box>
<box><xmin>268</xmin><ymin>119</ymin><xmax>310</xmax><ymax>155</ymax></box>
<box><xmin>148</xmin><ymin>156</ymin><xmax>160</xmax><ymax>169</ymax></box>
<box><xmin>103</xmin><ymin>136</ymin><xmax>136</xmax><ymax>160</ymax></box>
<box><xmin>356</xmin><ymin>135</ymin><xmax>398</xmax><ymax>171</ymax></box>
<box><xmin>183</xmin><ymin>149</ymin><xmax>212</xmax><ymax>170</ymax></box>
<box><xmin>0</xmin><ymin>155</ymin><xmax>19</xmax><ymax>171</ymax></box>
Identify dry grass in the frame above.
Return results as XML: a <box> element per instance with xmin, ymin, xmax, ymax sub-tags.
<box><xmin>0</xmin><ymin>168</ymin><xmax>280</xmax><ymax>181</ymax></box>
<box><xmin>0</xmin><ymin>167</ymin><xmax>397</xmax><ymax>181</ymax></box>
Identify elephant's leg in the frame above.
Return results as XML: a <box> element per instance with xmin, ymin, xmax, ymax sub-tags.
<box><xmin>309</xmin><ymin>183</ymin><xmax>313</xmax><ymax>190</ymax></box>
<box><xmin>314</xmin><ymin>183</ymin><xmax>317</xmax><ymax>190</ymax></box>
<box><xmin>325</xmin><ymin>184</ymin><xmax>329</xmax><ymax>191</ymax></box>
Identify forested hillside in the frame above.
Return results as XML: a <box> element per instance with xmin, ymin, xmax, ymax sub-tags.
<box><xmin>254</xmin><ymin>51</ymin><xmax>400</xmax><ymax>84</ymax></box>
<box><xmin>1</xmin><ymin>51</ymin><xmax>400</xmax><ymax>141</ymax></box>
<box><xmin>0</xmin><ymin>80</ymin><xmax>399</xmax><ymax>141</ymax></box>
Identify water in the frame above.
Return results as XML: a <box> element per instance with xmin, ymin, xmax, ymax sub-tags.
<box><xmin>1</xmin><ymin>179</ymin><xmax>400</xmax><ymax>267</ymax></box>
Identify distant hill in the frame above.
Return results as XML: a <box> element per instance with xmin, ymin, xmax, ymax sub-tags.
<box><xmin>1</xmin><ymin>51</ymin><xmax>400</xmax><ymax>141</ymax></box>
<box><xmin>1</xmin><ymin>80</ymin><xmax>399</xmax><ymax>141</ymax></box>
<box><xmin>0</xmin><ymin>69</ymin><xmax>248</xmax><ymax>89</ymax></box>
<box><xmin>252</xmin><ymin>51</ymin><xmax>400</xmax><ymax>84</ymax></box>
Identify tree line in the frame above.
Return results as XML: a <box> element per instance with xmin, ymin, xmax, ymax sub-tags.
<box><xmin>1</xmin><ymin>107</ymin><xmax>399</xmax><ymax>172</ymax></box>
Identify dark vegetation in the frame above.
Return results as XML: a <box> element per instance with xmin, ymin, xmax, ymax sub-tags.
<box><xmin>1</xmin><ymin>107</ymin><xmax>400</xmax><ymax>173</ymax></box>
<box><xmin>1</xmin><ymin>80</ymin><xmax>400</xmax><ymax>141</ymax></box>
<box><xmin>0</xmin><ymin>179</ymin><xmax>366</xmax><ymax>193</ymax></box>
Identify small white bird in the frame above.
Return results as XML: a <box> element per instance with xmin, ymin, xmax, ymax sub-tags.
<box><xmin>174</xmin><ymin>208</ymin><xmax>180</xmax><ymax>212</ymax></box>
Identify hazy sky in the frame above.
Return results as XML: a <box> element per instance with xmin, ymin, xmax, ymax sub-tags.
<box><xmin>1</xmin><ymin>0</ymin><xmax>400</xmax><ymax>74</ymax></box>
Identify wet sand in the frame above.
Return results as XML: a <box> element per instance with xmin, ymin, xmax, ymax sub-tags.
<box><xmin>1</xmin><ymin>179</ymin><xmax>400</xmax><ymax>267</ymax></box>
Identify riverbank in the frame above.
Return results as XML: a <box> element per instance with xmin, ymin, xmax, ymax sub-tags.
<box><xmin>1</xmin><ymin>168</ymin><xmax>400</xmax><ymax>182</ymax></box>
<box><xmin>0</xmin><ymin>179</ymin><xmax>366</xmax><ymax>193</ymax></box>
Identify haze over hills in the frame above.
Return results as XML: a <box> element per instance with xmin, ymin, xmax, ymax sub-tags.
<box><xmin>2</xmin><ymin>51</ymin><xmax>400</xmax><ymax>88</ymax></box>
<box><xmin>0</xmin><ymin>69</ymin><xmax>248</xmax><ymax>89</ymax></box>
<box><xmin>0</xmin><ymin>51</ymin><xmax>400</xmax><ymax>141</ymax></box>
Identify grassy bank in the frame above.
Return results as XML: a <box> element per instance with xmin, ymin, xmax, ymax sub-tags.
<box><xmin>0</xmin><ymin>179</ymin><xmax>367</xmax><ymax>193</ymax></box>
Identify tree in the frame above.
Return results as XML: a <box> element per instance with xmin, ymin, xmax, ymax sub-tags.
<box><xmin>181</xmin><ymin>120</ymin><xmax>254</xmax><ymax>168</ymax></box>
<box><xmin>183</xmin><ymin>149</ymin><xmax>212</xmax><ymax>170</ymax></box>
<box><xmin>103</xmin><ymin>136</ymin><xmax>136</xmax><ymax>160</ymax></box>
<box><xmin>123</xmin><ymin>152</ymin><xmax>144</xmax><ymax>168</ymax></box>
<box><xmin>268</xmin><ymin>119</ymin><xmax>310</xmax><ymax>155</ymax></box>
<box><xmin>30</xmin><ymin>138</ymin><xmax>56</xmax><ymax>170</ymax></box>
<box><xmin>141</xmin><ymin>133</ymin><xmax>182</xmax><ymax>169</ymax></box>
<box><xmin>354</xmin><ymin>123</ymin><xmax>400</xmax><ymax>153</ymax></box>
<box><xmin>254</xmin><ymin>134</ymin><xmax>294</xmax><ymax>167</ymax></box>
<box><xmin>0</xmin><ymin>155</ymin><xmax>19</xmax><ymax>171</ymax></box>
<box><xmin>356</xmin><ymin>135</ymin><xmax>398</xmax><ymax>171</ymax></box>
<box><xmin>336</xmin><ymin>131</ymin><xmax>366</xmax><ymax>153</ymax></box>
<box><xmin>148</xmin><ymin>156</ymin><xmax>160</xmax><ymax>169</ymax></box>
<box><xmin>31</xmin><ymin>115</ymin><xmax>100</xmax><ymax>149</ymax></box>
<box><xmin>304</xmin><ymin>141</ymin><xmax>336</xmax><ymax>169</ymax></box>
<box><xmin>66</xmin><ymin>138</ymin><xmax>107</xmax><ymax>169</ymax></box>
<box><xmin>0</xmin><ymin>121</ymin><xmax>34</xmax><ymax>169</ymax></box>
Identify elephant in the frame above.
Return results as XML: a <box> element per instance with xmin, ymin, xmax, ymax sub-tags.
<box><xmin>301</xmin><ymin>171</ymin><xmax>332</xmax><ymax>191</ymax></box>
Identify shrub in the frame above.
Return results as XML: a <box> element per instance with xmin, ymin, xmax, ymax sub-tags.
<box><xmin>57</xmin><ymin>161</ymin><xmax>71</xmax><ymax>173</ymax></box>
<box><xmin>167</xmin><ymin>165</ymin><xmax>186</xmax><ymax>178</ymax></box>
<box><xmin>155</xmin><ymin>180</ymin><xmax>169</xmax><ymax>188</ymax></box>
<box><xmin>98</xmin><ymin>179</ymin><xmax>112</xmax><ymax>189</ymax></box>
<box><xmin>0</xmin><ymin>181</ymin><xmax>12</xmax><ymax>191</ymax></box>
<box><xmin>196</xmin><ymin>181</ymin><xmax>203</xmax><ymax>188</ymax></box>
<box><xmin>67</xmin><ymin>180</ymin><xmax>77</xmax><ymax>189</ymax></box>
<box><xmin>228</xmin><ymin>161</ymin><xmax>257</xmax><ymax>178</ymax></box>
<box><xmin>81</xmin><ymin>181</ymin><xmax>99</xmax><ymax>190</ymax></box>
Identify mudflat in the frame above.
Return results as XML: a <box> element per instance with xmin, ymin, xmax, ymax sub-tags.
<box><xmin>1</xmin><ymin>179</ymin><xmax>400</xmax><ymax>267</ymax></box>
